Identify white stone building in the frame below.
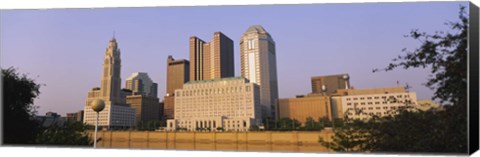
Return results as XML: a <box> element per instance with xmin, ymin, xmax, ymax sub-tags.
<box><xmin>339</xmin><ymin>87</ymin><xmax>418</xmax><ymax>120</ymax></box>
<box><xmin>167</xmin><ymin>77</ymin><xmax>262</xmax><ymax>132</ymax></box>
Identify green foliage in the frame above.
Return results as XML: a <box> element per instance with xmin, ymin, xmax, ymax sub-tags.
<box><xmin>2</xmin><ymin>67</ymin><xmax>41</xmax><ymax>144</ymax></box>
<box><xmin>216</xmin><ymin>127</ymin><xmax>224</xmax><ymax>132</ymax></box>
<box><xmin>319</xmin><ymin>120</ymin><xmax>370</xmax><ymax>152</ymax></box>
<box><xmin>374</xmin><ymin>6</ymin><xmax>468</xmax><ymax>113</ymax></box>
<box><xmin>249</xmin><ymin>125</ymin><xmax>260</xmax><ymax>131</ymax></box>
<box><xmin>137</xmin><ymin>120</ymin><xmax>161</xmax><ymax>131</ymax></box>
<box><xmin>272</xmin><ymin>118</ymin><xmax>301</xmax><ymax>131</ymax></box>
<box><xmin>321</xmin><ymin>6</ymin><xmax>468</xmax><ymax>153</ymax></box>
<box><xmin>35</xmin><ymin>121</ymin><xmax>93</xmax><ymax>146</ymax></box>
<box><xmin>300</xmin><ymin>117</ymin><xmax>324</xmax><ymax>131</ymax></box>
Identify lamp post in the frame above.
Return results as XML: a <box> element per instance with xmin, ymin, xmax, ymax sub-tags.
<box><xmin>91</xmin><ymin>99</ymin><xmax>105</xmax><ymax>148</ymax></box>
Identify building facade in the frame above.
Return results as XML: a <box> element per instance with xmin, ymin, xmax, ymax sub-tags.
<box><xmin>337</xmin><ymin>87</ymin><xmax>418</xmax><ymax>120</ymax></box>
<box><xmin>311</xmin><ymin>74</ymin><xmax>350</xmax><ymax>95</ymax></box>
<box><xmin>83</xmin><ymin>37</ymin><xmax>136</xmax><ymax>129</ymax></box>
<box><xmin>66</xmin><ymin>110</ymin><xmax>84</xmax><ymax>122</ymax></box>
<box><xmin>189</xmin><ymin>32</ymin><xmax>234</xmax><ymax>81</ymax></box>
<box><xmin>164</xmin><ymin>56</ymin><xmax>190</xmax><ymax>119</ymax></box>
<box><xmin>167</xmin><ymin>77</ymin><xmax>262</xmax><ymax>132</ymax></box>
<box><xmin>277</xmin><ymin>95</ymin><xmax>332</xmax><ymax>125</ymax></box>
<box><xmin>125</xmin><ymin>72</ymin><xmax>158</xmax><ymax>98</ymax></box>
<box><xmin>126</xmin><ymin>94</ymin><xmax>161</xmax><ymax>124</ymax></box>
<box><xmin>240</xmin><ymin>25</ymin><xmax>279</xmax><ymax>119</ymax></box>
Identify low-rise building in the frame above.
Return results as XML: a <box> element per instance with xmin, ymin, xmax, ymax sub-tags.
<box><xmin>66</xmin><ymin>110</ymin><xmax>84</xmax><ymax>122</ymax></box>
<box><xmin>277</xmin><ymin>95</ymin><xmax>332</xmax><ymax>124</ymax></box>
<box><xmin>337</xmin><ymin>87</ymin><xmax>418</xmax><ymax>120</ymax></box>
<box><xmin>167</xmin><ymin>77</ymin><xmax>262</xmax><ymax>132</ymax></box>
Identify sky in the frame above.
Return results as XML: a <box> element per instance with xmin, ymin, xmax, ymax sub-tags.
<box><xmin>0</xmin><ymin>1</ymin><xmax>468</xmax><ymax>116</ymax></box>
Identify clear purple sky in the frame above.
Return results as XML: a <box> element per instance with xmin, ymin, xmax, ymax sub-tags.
<box><xmin>1</xmin><ymin>2</ymin><xmax>467</xmax><ymax>116</ymax></box>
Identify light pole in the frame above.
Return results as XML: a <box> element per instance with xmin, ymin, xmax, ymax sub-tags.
<box><xmin>91</xmin><ymin>99</ymin><xmax>105</xmax><ymax>148</ymax></box>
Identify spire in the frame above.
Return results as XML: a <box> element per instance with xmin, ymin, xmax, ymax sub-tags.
<box><xmin>110</xmin><ymin>31</ymin><xmax>116</xmax><ymax>42</ymax></box>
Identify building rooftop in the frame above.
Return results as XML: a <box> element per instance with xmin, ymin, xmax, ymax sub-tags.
<box><xmin>334</xmin><ymin>86</ymin><xmax>408</xmax><ymax>96</ymax></box>
<box><xmin>311</xmin><ymin>73</ymin><xmax>349</xmax><ymax>79</ymax></box>
<box><xmin>246</xmin><ymin>25</ymin><xmax>268</xmax><ymax>34</ymax></box>
<box><xmin>185</xmin><ymin>77</ymin><xmax>248</xmax><ymax>84</ymax></box>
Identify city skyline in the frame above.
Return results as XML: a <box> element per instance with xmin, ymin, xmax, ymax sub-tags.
<box><xmin>0</xmin><ymin>2</ymin><xmax>467</xmax><ymax>115</ymax></box>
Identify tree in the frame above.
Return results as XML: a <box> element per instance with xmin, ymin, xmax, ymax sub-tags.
<box><xmin>374</xmin><ymin>6</ymin><xmax>468</xmax><ymax>114</ymax></box>
<box><xmin>302</xmin><ymin>117</ymin><xmax>324</xmax><ymax>131</ymax></box>
<box><xmin>321</xmin><ymin>6</ymin><xmax>468</xmax><ymax>153</ymax></box>
<box><xmin>319</xmin><ymin>119</ymin><xmax>370</xmax><ymax>152</ymax></box>
<box><xmin>373</xmin><ymin>6</ymin><xmax>468</xmax><ymax>153</ymax></box>
<box><xmin>2</xmin><ymin>67</ymin><xmax>41</xmax><ymax>144</ymax></box>
<box><xmin>35</xmin><ymin>121</ymin><xmax>93</xmax><ymax>146</ymax></box>
<box><xmin>275</xmin><ymin>118</ymin><xmax>301</xmax><ymax>131</ymax></box>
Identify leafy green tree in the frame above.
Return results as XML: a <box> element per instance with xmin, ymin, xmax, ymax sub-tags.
<box><xmin>318</xmin><ymin>117</ymin><xmax>332</xmax><ymax>127</ymax></box>
<box><xmin>275</xmin><ymin>118</ymin><xmax>301</xmax><ymax>131</ymax></box>
<box><xmin>35</xmin><ymin>121</ymin><xmax>93</xmax><ymax>146</ymax></box>
<box><xmin>321</xmin><ymin>6</ymin><xmax>468</xmax><ymax>153</ymax></box>
<box><xmin>302</xmin><ymin>117</ymin><xmax>324</xmax><ymax>131</ymax></box>
<box><xmin>372</xmin><ymin>6</ymin><xmax>468</xmax><ymax>153</ymax></box>
<box><xmin>2</xmin><ymin>67</ymin><xmax>41</xmax><ymax>144</ymax></box>
<box><xmin>319</xmin><ymin>119</ymin><xmax>370</xmax><ymax>152</ymax></box>
<box><xmin>249</xmin><ymin>125</ymin><xmax>260</xmax><ymax>131</ymax></box>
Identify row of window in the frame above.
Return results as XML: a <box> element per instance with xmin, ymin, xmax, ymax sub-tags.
<box><xmin>346</xmin><ymin>101</ymin><xmax>403</xmax><ymax>106</ymax></box>
<box><xmin>186</xmin><ymin>80</ymin><xmax>246</xmax><ymax>89</ymax></box>
<box><xmin>176</xmin><ymin>86</ymin><xmax>251</xmax><ymax>97</ymax></box>
<box><xmin>346</xmin><ymin>94</ymin><xmax>410</xmax><ymax>101</ymax></box>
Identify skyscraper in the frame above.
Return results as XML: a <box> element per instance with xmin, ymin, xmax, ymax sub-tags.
<box><xmin>125</xmin><ymin>72</ymin><xmax>158</xmax><ymax>98</ymax></box>
<box><xmin>100</xmin><ymin>37</ymin><xmax>122</xmax><ymax>104</ymax></box>
<box><xmin>189</xmin><ymin>32</ymin><xmax>234</xmax><ymax>81</ymax></box>
<box><xmin>83</xmin><ymin>37</ymin><xmax>136</xmax><ymax>128</ymax></box>
<box><xmin>240</xmin><ymin>25</ymin><xmax>279</xmax><ymax>119</ymax></box>
<box><xmin>164</xmin><ymin>55</ymin><xmax>190</xmax><ymax>119</ymax></box>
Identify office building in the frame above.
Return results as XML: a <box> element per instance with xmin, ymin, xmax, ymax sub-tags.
<box><xmin>125</xmin><ymin>72</ymin><xmax>158</xmax><ymax>98</ymax></box>
<box><xmin>311</xmin><ymin>74</ymin><xmax>350</xmax><ymax>95</ymax></box>
<box><xmin>277</xmin><ymin>95</ymin><xmax>331</xmax><ymax>125</ymax></box>
<box><xmin>126</xmin><ymin>94</ymin><xmax>161</xmax><ymax>124</ymax></box>
<box><xmin>240</xmin><ymin>25</ymin><xmax>279</xmax><ymax>119</ymax></box>
<box><xmin>83</xmin><ymin>37</ymin><xmax>136</xmax><ymax>129</ymax></box>
<box><xmin>164</xmin><ymin>55</ymin><xmax>190</xmax><ymax>119</ymax></box>
<box><xmin>166</xmin><ymin>77</ymin><xmax>262</xmax><ymax>132</ymax></box>
<box><xmin>66</xmin><ymin>110</ymin><xmax>84</xmax><ymax>122</ymax></box>
<box><xmin>189</xmin><ymin>32</ymin><xmax>234</xmax><ymax>81</ymax></box>
<box><xmin>35</xmin><ymin>112</ymin><xmax>64</xmax><ymax>127</ymax></box>
<box><xmin>337</xmin><ymin>87</ymin><xmax>417</xmax><ymax>120</ymax></box>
